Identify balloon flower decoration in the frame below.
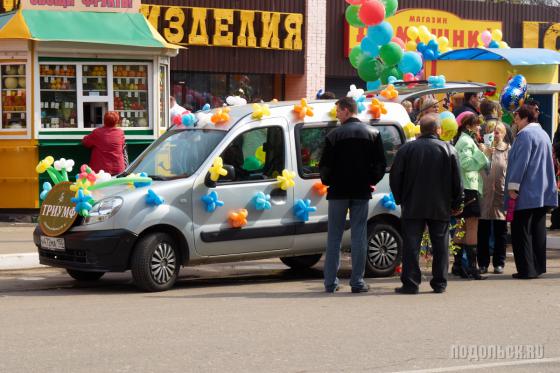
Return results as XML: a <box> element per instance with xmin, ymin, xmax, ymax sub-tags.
<box><xmin>369</xmin><ymin>98</ymin><xmax>387</xmax><ymax>119</ymax></box>
<box><xmin>293</xmin><ymin>98</ymin><xmax>314</xmax><ymax>119</ymax></box>
<box><xmin>478</xmin><ymin>29</ymin><xmax>509</xmax><ymax>49</ymax></box>
<box><xmin>329</xmin><ymin>105</ymin><xmax>338</xmax><ymax>119</ymax></box>
<box><xmin>71</xmin><ymin>189</ymin><xmax>94</xmax><ymax>217</ymax></box>
<box><xmin>252</xmin><ymin>192</ymin><xmax>272</xmax><ymax>211</ymax></box>
<box><xmin>40</xmin><ymin>182</ymin><xmax>52</xmax><ymax>200</ymax></box>
<box><xmin>406</xmin><ymin>25</ymin><xmax>452</xmax><ymax>61</ymax></box>
<box><xmin>484</xmin><ymin>82</ymin><xmax>499</xmax><ymax>101</ymax></box>
<box><xmin>403</xmin><ymin>122</ymin><xmax>420</xmax><ymax>140</ymax></box>
<box><xmin>251</xmin><ymin>103</ymin><xmax>270</xmax><ymax>120</ymax></box>
<box><xmin>313</xmin><ymin>182</ymin><xmax>328</xmax><ymax>196</ymax></box>
<box><xmin>500</xmin><ymin>75</ymin><xmax>527</xmax><ymax>113</ymax></box>
<box><xmin>293</xmin><ymin>199</ymin><xmax>317</xmax><ymax>222</ymax></box>
<box><xmin>36</xmin><ymin>156</ymin><xmax>75</xmax><ymax>184</ymax></box>
<box><xmin>428</xmin><ymin>75</ymin><xmax>446</xmax><ymax>88</ymax></box>
<box><xmin>172</xmin><ymin>110</ymin><xmax>197</xmax><ymax>127</ymax></box>
<box><xmin>211</xmin><ymin>107</ymin><xmax>231</xmax><ymax>125</ymax></box>
<box><xmin>228</xmin><ymin>209</ymin><xmax>248</xmax><ymax>228</ymax></box>
<box><xmin>201</xmin><ymin>191</ymin><xmax>224</xmax><ymax>213</ymax></box>
<box><xmin>381</xmin><ymin>193</ymin><xmax>396</xmax><ymax>211</ymax></box>
<box><xmin>209</xmin><ymin>157</ymin><xmax>228</xmax><ymax>182</ymax></box>
<box><xmin>380</xmin><ymin>84</ymin><xmax>398</xmax><ymax>100</ymax></box>
<box><xmin>146</xmin><ymin>189</ymin><xmax>165</xmax><ymax>206</ymax></box>
<box><xmin>439</xmin><ymin>111</ymin><xmax>458</xmax><ymax>142</ymax></box>
<box><xmin>277</xmin><ymin>169</ymin><xmax>296</xmax><ymax>190</ymax></box>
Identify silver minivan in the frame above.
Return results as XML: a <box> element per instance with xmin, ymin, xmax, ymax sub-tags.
<box><xmin>33</xmin><ymin>82</ymin><xmax>492</xmax><ymax>291</ymax></box>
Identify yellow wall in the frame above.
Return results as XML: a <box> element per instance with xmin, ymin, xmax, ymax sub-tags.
<box><xmin>0</xmin><ymin>139</ymin><xmax>39</xmax><ymax>208</ymax></box>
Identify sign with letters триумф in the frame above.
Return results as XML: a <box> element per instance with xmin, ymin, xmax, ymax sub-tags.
<box><xmin>38</xmin><ymin>181</ymin><xmax>78</xmax><ymax>237</ymax></box>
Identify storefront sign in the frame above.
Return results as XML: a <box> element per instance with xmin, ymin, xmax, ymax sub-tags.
<box><xmin>140</xmin><ymin>5</ymin><xmax>303</xmax><ymax>50</ymax></box>
<box><xmin>523</xmin><ymin>21</ymin><xmax>560</xmax><ymax>51</ymax></box>
<box><xmin>38</xmin><ymin>182</ymin><xmax>78</xmax><ymax>237</ymax></box>
<box><xmin>346</xmin><ymin>9</ymin><xmax>502</xmax><ymax>56</ymax></box>
<box><xmin>19</xmin><ymin>0</ymin><xmax>140</xmax><ymax>13</ymax></box>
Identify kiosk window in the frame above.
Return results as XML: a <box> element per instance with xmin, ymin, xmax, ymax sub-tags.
<box><xmin>219</xmin><ymin>126</ymin><xmax>285</xmax><ymax>182</ymax></box>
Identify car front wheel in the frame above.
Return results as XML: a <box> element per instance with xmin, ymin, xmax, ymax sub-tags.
<box><xmin>365</xmin><ymin>223</ymin><xmax>402</xmax><ymax>277</ymax></box>
<box><xmin>131</xmin><ymin>232</ymin><xmax>180</xmax><ymax>292</ymax></box>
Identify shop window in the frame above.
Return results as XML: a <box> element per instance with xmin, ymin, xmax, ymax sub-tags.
<box><xmin>39</xmin><ymin>64</ymin><xmax>77</xmax><ymax>128</ymax></box>
<box><xmin>373</xmin><ymin>124</ymin><xmax>404</xmax><ymax>169</ymax></box>
<box><xmin>219</xmin><ymin>126</ymin><xmax>285</xmax><ymax>183</ymax></box>
<box><xmin>113</xmin><ymin>64</ymin><xmax>149</xmax><ymax>128</ymax></box>
<box><xmin>1</xmin><ymin>64</ymin><xmax>27</xmax><ymax>130</ymax></box>
<box><xmin>229</xmin><ymin>74</ymin><xmax>274</xmax><ymax>104</ymax></box>
<box><xmin>82</xmin><ymin>65</ymin><xmax>107</xmax><ymax>96</ymax></box>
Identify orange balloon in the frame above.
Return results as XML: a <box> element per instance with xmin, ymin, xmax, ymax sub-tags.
<box><xmin>228</xmin><ymin>209</ymin><xmax>248</xmax><ymax>228</ymax></box>
<box><xmin>313</xmin><ymin>182</ymin><xmax>328</xmax><ymax>196</ymax></box>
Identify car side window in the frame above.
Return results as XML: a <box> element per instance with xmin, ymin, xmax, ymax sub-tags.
<box><xmin>218</xmin><ymin>126</ymin><xmax>285</xmax><ymax>182</ymax></box>
<box><xmin>297</xmin><ymin>123</ymin><xmax>337</xmax><ymax>178</ymax></box>
<box><xmin>372</xmin><ymin>124</ymin><xmax>404</xmax><ymax>169</ymax></box>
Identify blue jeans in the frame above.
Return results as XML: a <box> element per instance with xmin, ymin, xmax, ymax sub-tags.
<box><xmin>323</xmin><ymin>199</ymin><xmax>369</xmax><ymax>291</ymax></box>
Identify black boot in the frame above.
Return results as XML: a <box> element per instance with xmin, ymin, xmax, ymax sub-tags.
<box><xmin>465</xmin><ymin>245</ymin><xmax>487</xmax><ymax>280</ymax></box>
<box><xmin>451</xmin><ymin>245</ymin><xmax>469</xmax><ymax>278</ymax></box>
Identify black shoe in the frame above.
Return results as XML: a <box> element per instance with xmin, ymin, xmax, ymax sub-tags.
<box><xmin>325</xmin><ymin>285</ymin><xmax>341</xmax><ymax>293</ymax></box>
<box><xmin>351</xmin><ymin>284</ymin><xmax>369</xmax><ymax>293</ymax></box>
<box><xmin>394</xmin><ymin>286</ymin><xmax>419</xmax><ymax>294</ymax></box>
<box><xmin>512</xmin><ymin>273</ymin><xmax>537</xmax><ymax>279</ymax></box>
<box><xmin>432</xmin><ymin>287</ymin><xmax>446</xmax><ymax>294</ymax></box>
<box><xmin>479</xmin><ymin>266</ymin><xmax>488</xmax><ymax>274</ymax></box>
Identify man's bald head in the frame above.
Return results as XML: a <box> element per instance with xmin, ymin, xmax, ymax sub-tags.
<box><xmin>419</xmin><ymin>113</ymin><xmax>441</xmax><ymax>136</ymax></box>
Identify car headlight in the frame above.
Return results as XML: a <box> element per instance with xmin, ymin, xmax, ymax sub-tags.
<box><xmin>83</xmin><ymin>197</ymin><xmax>123</xmax><ymax>225</ymax></box>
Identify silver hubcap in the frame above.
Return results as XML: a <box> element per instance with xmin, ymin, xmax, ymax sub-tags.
<box><xmin>151</xmin><ymin>242</ymin><xmax>176</xmax><ymax>284</ymax></box>
<box><xmin>368</xmin><ymin>230</ymin><xmax>398</xmax><ymax>269</ymax></box>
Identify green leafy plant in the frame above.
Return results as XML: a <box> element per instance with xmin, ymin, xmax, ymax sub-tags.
<box><xmin>419</xmin><ymin>218</ymin><xmax>465</xmax><ymax>268</ymax></box>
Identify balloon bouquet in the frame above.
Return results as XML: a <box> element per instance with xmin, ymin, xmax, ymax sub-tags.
<box><xmin>346</xmin><ymin>0</ymin><xmax>423</xmax><ymax>89</ymax></box>
<box><xmin>478</xmin><ymin>29</ymin><xmax>509</xmax><ymax>49</ymax></box>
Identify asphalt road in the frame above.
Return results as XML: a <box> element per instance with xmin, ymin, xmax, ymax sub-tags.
<box><xmin>1</xmin><ymin>253</ymin><xmax>560</xmax><ymax>373</ymax></box>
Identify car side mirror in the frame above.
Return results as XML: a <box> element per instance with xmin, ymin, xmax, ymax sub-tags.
<box><xmin>204</xmin><ymin>164</ymin><xmax>236</xmax><ymax>188</ymax></box>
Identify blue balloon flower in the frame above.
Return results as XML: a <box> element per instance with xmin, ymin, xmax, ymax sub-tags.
<box><xmin>71</xmin><ymin>189</ymin><xmax>94</xmax><ymax>217</ymax></box>
<box><xmin>387</xmin><ymin>76</ymin><xmax>403</xmax><ymax>85</ymax></box>
<box><xmin>381</xmin><ymin>193</ymin><xmax>396</xmax><ymax>211</ymax></box>
<box><xmin>133</xmin><ymin>172</ymin><xmax>152</xmax><ymax>188</ymax></box>
<box><xmin>201</xmin><ymin>103</ymin><xmax>211</xmax><ymax>111</ymax></box>
<box><xmin>146</xmin><ymin>189</ymin><xmax>164</xmax><ymax>206</ymax></box>
<box><xmin>428</xmin><ymin>75</ymin><xmax>446</xmax><ymax>88</ymax></box>
<box><xmin>356</xmin><ymin>95</ymin><xmax>367</xmax><ymax>113</ymax></box>
<box><xmin>293</xmin><ymin>199</ymin><xmax>317</xmax><ymax>222</ymax></box>
<box><xmin>182</xmin><ymin>113</ymin><xmax>197</xmax><ymax>127</ymax></box>
<box><xmin>252</xmin><ymin>192</ymin><xmax>272</xmax><ymax>210</ymax></box>
<box><xmin>201</xmin><ymin>191</ymin><xmax>224</xmax><ymax>213</ymax></box>
<box><xmin>40</xmin><ymin>182</ymin><xmax>52</xmax><ymax>200</ymax></box>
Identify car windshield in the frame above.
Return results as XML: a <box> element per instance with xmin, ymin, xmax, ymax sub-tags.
<box><xmin>126</xmin><ymin>129</ymin><xmax>226</xmax><ymax>179</ymax></box>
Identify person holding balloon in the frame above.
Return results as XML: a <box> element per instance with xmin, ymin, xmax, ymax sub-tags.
<box><xmin>451</xmin><ymin>113</ymin><xmax>489</xmax><ymax>280</ymax></box>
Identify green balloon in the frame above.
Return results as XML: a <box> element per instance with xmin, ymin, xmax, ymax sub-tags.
<box><xmin>380</xmin><ymin>42</ymin><xmax>404</xmax><ymax>66</ymax></box>
<box><xmin>358</xmin><ymin>57</ymin><xmax>384</xmax><ymax>82</ymax></box>
<box><xmin>349</xmin><ymin>45</ymin><xmax>365</xmax><ymax>69</ymax></box>
<box><xmin>345</xmin><ymin>5</ymin><xmax>365</xmax><ymax>28</ymax></box>
<box><xmin>380</xmin><ymin>66</ymin><xmax>402</xmax><ymax>84</ymax></box>
<box><xmin>382</xmin><ymin>0</ymin><xmax>398</xmax><ymax>18</ymax></box>
<box><xmin>242</xmin><ymin>156</ymin><xmax>263</xmax><ymax>171</ymax></box>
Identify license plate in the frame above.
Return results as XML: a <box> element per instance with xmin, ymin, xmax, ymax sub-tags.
<box><xmin>40</xmin><ymin>236</ymin><xmax>65</xmax><ymax>251</ymax></box>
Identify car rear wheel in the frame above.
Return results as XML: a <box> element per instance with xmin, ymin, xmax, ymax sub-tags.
<box><xmin>131</xmin><ymin>232</ymin><xmax>180</xmax><ymax>292</ymax></box>
<box><xmin>365</xmin><ymin>223</ymin><xmax>402</xmax><ymax>277</ymax></box>
<box><xmin>280</xmin><ymin>254</ymin><xmax>322</xmax><ymax>270</ymax></box>
<box><xmin>66</xmin><ymin>269</ymin><xmax>105</xmax><ymax>282</ymax></box>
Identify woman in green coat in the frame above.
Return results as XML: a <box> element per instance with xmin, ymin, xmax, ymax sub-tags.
<box><xmin>452</xmin><ymin>113</ymin><xmax>490</xmax><ymax>279</ymax></box>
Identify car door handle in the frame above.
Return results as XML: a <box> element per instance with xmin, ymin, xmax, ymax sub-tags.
<box><xmin>270</xmin><ymin>188</ymin><xmax>287</xmax><ymax>205</ymax></box>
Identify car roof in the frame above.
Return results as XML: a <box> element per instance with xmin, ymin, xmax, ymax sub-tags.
<box><xmin>368</xmin><ymin>81</ymin><xmax>495</xmax><ymax>103</ymax></box>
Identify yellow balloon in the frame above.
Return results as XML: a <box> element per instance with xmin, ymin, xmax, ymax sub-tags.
<box><xmin>405</xmin><ymin>40</ymin><xmax>417</xmax><ymax>51</ymax></box>
<box><xmin>407</xmin><ymin>26</ymin><xmax>419</xmax><ymax>41</ymax></box>
<box><xmin>419</xmin><ymin>33</ymin><xmax>431</xmax><ymax>45</ymax></box>
<box><xmin>255</xmin><ymin>146</ymin><xmax>266</xmax><ymax>163</ymax></box>
<box><xmin>437</xmin><ymin>36</ymin><xmax>449</xmax><ymax>48</ymax></box>
<box><xmin>419</xmin><ymin>25</ymin><xmax>430</xmax><ymax>35</ymax></box>
<box><xmin>500</xmin><ymin>41</ymin><xmax>509</xmax><ymax>48</ymax></box>
<box><xmin>440</xmin><ymin>118</ymin><xmax>458</xmax><ymax>142</ymax></box>
<box><xmin>477</xmin><ymin>34</ymin><xmax>483</xmax><ymax>45</ymax></box>
<box><xmin>429</xmin><ymin>34</ymin><xmax>437</xmax><ymax>41</ymax></box>
<box><xmin>492</xmin><ymin>29</ymin><xmax>503</xmax><ymax>42</ymax></box>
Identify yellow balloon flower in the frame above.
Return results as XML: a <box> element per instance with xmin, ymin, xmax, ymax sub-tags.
<box><xmin>70</xmin><ymin>179</ymin><xmax>91</xmax><ymax>196</ymax></box>
<box><xmin>329</xmin><ymin>105</ymin><xmax>337</xmax><ymax>119</ymax></box>
<box><xmin>251</xmin><ymin>103</ymin><xmax>271</xmax><ymax>120</ymax></box>
<box><xmin>293</xmin><ymin>98</ymin><xmax>314</xmax><ymax>119</ymax></box>
<box><xmin>403</xmin><ymin>122</ymin><xmax>420</xmax><ymax>139</ymax></box>
<box><xmin>209</xmin><ymin>157</ymin><xmax>228</xmax><ymax>182</ymax></box>
<box><xmin>277</xmin><ymin>169</ymin><xmax>296</xmax><ymax>190</ymax></box>
<box><xmin>255</xmin><ymin>146</ymin><xmax>266</xmax><ymax>163</ymax></box>
<box><xmin>35</xmin><ymin>156</ymin><xmax>54</xmax><ymax>173</ymax></box>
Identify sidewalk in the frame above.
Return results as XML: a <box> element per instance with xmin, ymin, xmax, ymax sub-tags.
<box><xmin>2</xmin><ymin>222</ymin><xmax>560</xmax><ymax>271</ymax></box>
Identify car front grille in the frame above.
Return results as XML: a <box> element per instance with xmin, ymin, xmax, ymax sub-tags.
<box><xmin>39</xmin><ymin>248</ymin><xmax>88</xmax><ymax>264</ymax></box>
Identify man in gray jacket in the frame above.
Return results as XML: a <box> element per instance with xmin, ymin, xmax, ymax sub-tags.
<box><xmin>390</xmin><ymin>114</ymin><xmax>463</xmax><ymax>294</ymax></box>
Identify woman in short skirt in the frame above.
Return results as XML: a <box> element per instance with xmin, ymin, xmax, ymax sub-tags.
<box><xmin>452</xmin><ymin>113</ymin><xmax>489</xmax><ymax>279</ymax></box>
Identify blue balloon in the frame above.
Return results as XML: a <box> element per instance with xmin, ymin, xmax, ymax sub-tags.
<box><xmin>201</xmin><ymin>103</ymin><xmax>211</xmax><ymax>111</ymax></box>
<box><xmin>416</xmin><ymin>42</ymin><xmax>427</xmax><ymax>53</ymax></box>
<box><xmin>398</xmin><ymin>52</ymin><xmax>423</xmax><ymax>75</ymax></box>
<box><xmin>360</xmin><ymin>37</ymin><xmax>380</xmax><ymax>57</ymax></box>
<box><xmin>488</xmin><ymin>40</ymin><xmax>500</xmax><ymax>48</ymax></box>
<box><xmin>181</xmin><ymin>113</ymin><xmax>197</xmax><ymax>127</ymax></box>
<box><xmin>500</xmin><ymin>74</ymin><xmax>527</xmax><ymax>112</ymax></box>
<box><xmin>367</xmin><ymin>21</ymin><xmax>393</xmax><ymax>46</ymax></box>
<box><xmin>367</xmin><ymin>80</ymin><xmax>382</xmax><ymax>91</ymax></box>
<box><xmin>427</xmin><ymin>39</ymin><xmax>439</xmax><ymax>50</ymax></box>
<box><xmin>439</xmin><ymin>111</ymin><xmax>455</xmax><ymax>120</ymax></box>
<box><xmin>423</xmin><ymin>49</ymin><xmax>436</xmax><ymax>61</ymax></box>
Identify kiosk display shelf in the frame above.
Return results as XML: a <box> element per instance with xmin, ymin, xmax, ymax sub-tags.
<box><xmin>40</xmin><ymin>64</ymin><xmax>77</xmax><ymax>129</ymax></box>
<box><xmin>1</xmin><ymin>64</ymin><xmax>27</xmax><ymax>130</ymax></box>
<box><xmin>113</xmin><ymin>64</ymin><xmax>149</xmax><ymax>128</ymax></box>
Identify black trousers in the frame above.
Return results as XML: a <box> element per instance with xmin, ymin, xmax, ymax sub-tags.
<box><xmin>550</xmin><ymin>194</ymin><xmax>560</xmax><ymax>228</ymax></box>
<box><xmin>511</xmin><ymin>207</ymin><xmax>547</xmax><ymax>277</ymax></box>
<box><xmin>401</xmin><ymin>219</ymin><xmax>449</xmax><ymax>291</ymax></box>
<box><xmin>477</xmin><ymin>219</ymin><xmax>507</xmax><ymax>268</ymax></box>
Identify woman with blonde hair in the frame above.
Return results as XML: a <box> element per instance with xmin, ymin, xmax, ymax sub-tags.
<box><xmin>416</xmin><ymin>96</ymin><xmax>439</xmax><ymax>124</ymax></box>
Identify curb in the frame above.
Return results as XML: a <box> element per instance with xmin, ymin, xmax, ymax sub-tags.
<box><xmin>0</xmin><ymin>253</ymin><xmax>44</xmax><ymax>270</ymax></box>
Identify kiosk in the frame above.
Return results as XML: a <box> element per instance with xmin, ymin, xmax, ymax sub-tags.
<box><xmin>0</xmin><ymin>1</ymin><xmax>179</xmax><ymax>209</ymax></box>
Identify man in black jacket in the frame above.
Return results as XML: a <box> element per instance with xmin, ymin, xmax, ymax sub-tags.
<box><xmin>390</xmin><ymin>113</ymin><xmax>463</xmax><ymax>294</ymax></box>
<box><xmin>319</xmin><ymin>97</ymin><xmax>386</xmax><ymax>293</ymax></box>
<box><xmin>452</xmin><ymin>92</ymin><xmax>480</xmax><ymax>118</ymax></box>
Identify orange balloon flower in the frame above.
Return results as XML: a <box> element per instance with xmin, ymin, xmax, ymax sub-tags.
<box><xmin>228</xmin><ymin>209</ymin><xmax>248</xmax><ymax>228</ymax></box>
<box><xmin>293</xmin><ymin>98</ymin><xmax>314</xmax><ymax>119</ymax></box>
<box><xmin>313</xmin><ymin>182</ymin><xmax>328</xmax><ymax>196</ymax></box>
<box><xmin>380</xmin><ymin>84</ymin><xmax>399</xmax><ymax>100</ymax></box>
<box><xmin>211</xmin><ymin>107</ymin><xmax>231</xmax><ymax>124</ymax></box>
<box><xmin>369</xmin><ymin>98</ymin><xmax>387</xmax><ymax>119</ymax></box>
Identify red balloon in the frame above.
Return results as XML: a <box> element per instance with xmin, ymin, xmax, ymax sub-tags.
<box><xmin>172</xmin><ymin>115</ymin><xmax>182</xmax><ymax>125</ymax></box>
<box><xmin>391</xmin><ymin>37</ymin><xmax>405</xmax><ymax>50</ymax></box>
<box><xmin>345</xmin><ymin>0</ymin><xmax>363</xmax><ymax>4</ymax></box>
<box><xmin>358</xmin><ymin>0</ymin><xmax>385</xmax><ymax>26</ymax></box>
<box><xmin>403</xmin><ymin>73</ymin><xmax>415</xmax><ymax>81</ymax></box>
